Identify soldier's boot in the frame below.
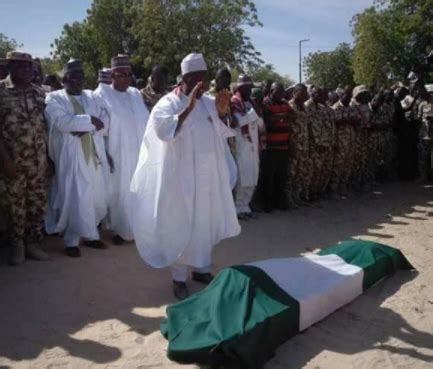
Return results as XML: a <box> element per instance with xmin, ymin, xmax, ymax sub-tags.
<box><xmin>9</xmin><ymin>241</ymin><xmax>25</xmax><ymax>266</ymax></box>
<box><xmin>26</xmin><ymin>243</ymin><xmax>49</xmax><ymax>261</ymax></box>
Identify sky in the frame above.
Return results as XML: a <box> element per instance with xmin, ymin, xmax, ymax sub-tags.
<box><xmin>1</xmin><ymin>0</ymin><xmax>374</xmax><ymax>81</ymax></box>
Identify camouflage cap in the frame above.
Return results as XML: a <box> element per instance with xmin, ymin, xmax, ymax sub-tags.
<box><xmin>6</xmin><ymin>50</ymin><xmax>33</xmax><ymax>63</ymax></box>
<box><xmin>63</xmin><ymin>59</ymin><xmax>84</xmax><ymax>75</ymax></box>
<box><xmin>111</xmin><ymin>54</ymin><xmax>131</xmax><ymax>70</ymax></box>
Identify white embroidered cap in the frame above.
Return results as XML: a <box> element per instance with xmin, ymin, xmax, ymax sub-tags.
<box><xmin>181</xmin><ymin>53</ymin><xmax>207</xmax><ymax>75</ymax></box>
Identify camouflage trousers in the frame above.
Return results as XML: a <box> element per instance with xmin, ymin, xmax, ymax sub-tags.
<box><xmin>418</xmin><ymin>138</ymin><xmax>432</xmax><ymax>180</ymax></box>
<box><xmin>330</xmin><ymin>138</ymin><xmax>354</xmax><ymax>193</ymax></box>
<box><xmin>3</xmin><ymin>164</ymin><xmax>47</xmax><ymax>246</ymax></box>
<box><xmin>351</xmin><ymin>131</ymin><xmax>372</xmax><ymax>188</ymax></box>
<box><xmin>288</xmin><ymin>149</ymin><xmax>312</xmax><ymax>198</ymax></box>
<box><xmin>310</xmin><ymin>148</ymin><xmax>333</xmax><ymax>196</ymax></box>
<box><xmin>383</xmin><ymin>131</ymin><xmax>397</xmax><ymax>176</ymax></box>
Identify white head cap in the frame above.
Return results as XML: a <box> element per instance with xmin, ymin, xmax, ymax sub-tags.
<box><xmin>181</xmin><ymin>53</ymin><xmax>207</xmax><ymax>76</ymax></box>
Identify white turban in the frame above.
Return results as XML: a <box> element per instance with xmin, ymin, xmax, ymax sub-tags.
<box><xmin>181</xmin><ymin>53</ymin><xmax>207</xmax><ymax>75</ymax></box>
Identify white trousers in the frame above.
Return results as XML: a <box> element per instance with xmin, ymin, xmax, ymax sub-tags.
<box><xmin>170</xmin><ymin>264</ymin><xmax>211</xmax><ymax>282</ymax></box>
<box><xmin>235</xmin><ymin>186</ymin><xmax>255</xmax><ymax>214</ymax></box>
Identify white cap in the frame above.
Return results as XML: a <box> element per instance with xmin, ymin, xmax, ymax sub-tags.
<box><xmin>181</xmin><ymin>53</ymin><xmax>207</xmax><ymax>75</ymax></box>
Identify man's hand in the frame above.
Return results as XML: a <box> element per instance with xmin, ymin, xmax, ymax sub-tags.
<box><xmin>91</xmin><ymin>116</ymin><xmax>104</xmax><ymax>131</ymax></box>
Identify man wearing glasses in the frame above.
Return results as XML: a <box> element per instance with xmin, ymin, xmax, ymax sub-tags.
<box><xmin>44</xmin><ymin>59</ymin><xmax>110</xmax><ymax>257</ymax></box>
<box><xmin>94</xmin><ymin>54</ymin><xmax>149</xmax><ymax>246</ymax></box>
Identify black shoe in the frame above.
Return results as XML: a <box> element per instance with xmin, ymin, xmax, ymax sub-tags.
<box><xmin>173</xmin><ymin>281</ymin><xmax>189</xmax><ymax>300</ymax></box>
<box><xmin>65</xmin><ymin>247</ymin><xmax>81</xmax><ymax>258</ymax></box>
<box><xmin>112</xmin><ymin>235</ymin><xmax>125</xmax><ymax>245</ymax></box>
<box><xmin>83</xmin><ymin>240</ymin><xmax>108</xmax><ymax>249</ymax></box>
<box><xmin>192</xmin><ymin>272</ymin><xmax>214</xmax><ymax>285</ymax></box>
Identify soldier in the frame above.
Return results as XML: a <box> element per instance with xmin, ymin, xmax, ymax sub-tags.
<box><xmin>381</xmin><ymin>90</ymin><xmax>398</xmax><ymax>179</ymax></box>
<box><xmin>305</xmin><ymin>87</ymin><xmax>326</xmax><ymax>200</ymax></box>
<box><xmin>320</xmin><ymin>91</ymin><xmax>337</xmax><ymax>197</ymax></box>
<box><xmin>288</xmin><ymin>84</ymin><xmax>311</xmax><ymax>205</ymax></box>
<box><xmin>368</xmin><ymin>92</ymin><xmax>386</xmax><ymax>181</ymax></box>
<box><xmin>0</xmin><ymin>51</ymin><xmax>50</xmax><ymax>265</ymax></box>
<box><xmin>416</xmin><ymin>85</ymin><xmax>433</xmax><ymax>182</ymax></box>
<box><xmin>140</xmin><ymin>64</ymin><xmax>169</xmax><ymax>112</ymax></box>
<box><xmin>331</xmin><ymin>87</ymin><xmax>358</xmax><ymax>197</ymax></box>
<box><xmin>350</xmin><ymin>85</ymin><xmax>372</xmax><ymax>191</ymax></box>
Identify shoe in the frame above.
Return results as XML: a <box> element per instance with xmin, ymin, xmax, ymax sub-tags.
<box><xmin>65</xmin><ymin>247</ymin><xmax>81</xmax><ymax>258</ymax></box>
<box><xmin>83</xmin><ymin>240</ymin><xmax>108</xmax><ymax>249</ymax></box>
<box><xmin>192</xmin><ymin>272</ymin><xmax>214</xmax><ymax>285</ymax></box>
<box><xmin>112</xmin><ymin>235</ymin><xmax>125</xmax><ymax>245</ymax></box>
<box><xmin>237</xmin><ymin>213</ymin><xmax>250</xmax><ymax>221</ymax></box>
<box><xmin>25</xmin><ymin>243</ymin><xmax>49</xmax><ymax>261</ymax></box>
<box><xmin>246</xmin><ymin>212</ymin><xmax>258</xmax><ymax>219</ymax></box>
<box><xmin>9</xmin><ymin>241</ymin><xmax>25</xmax><ymax>266</ymax></box>
<box><xmin>173</xmin><ymin>281</ymin><xmax>189</xmax><ymax>300</ymax></box>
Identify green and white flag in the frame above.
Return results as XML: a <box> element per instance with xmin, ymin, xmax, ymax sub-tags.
<box><xmin>161</xmin><ymin>240</ymin><xmax>413</xmax><ymax>369</ymax></box>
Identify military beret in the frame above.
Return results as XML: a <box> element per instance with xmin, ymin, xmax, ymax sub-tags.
<box><xmin>6</xmin><ymin>50</ymin><xmax>33</xmax><ymax>63</ymax></box>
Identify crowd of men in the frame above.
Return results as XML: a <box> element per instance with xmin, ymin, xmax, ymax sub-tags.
<box><xmin>0</xmin><ymin>50</ymin><xmax>432</xmax><ymax>299</ymax></box>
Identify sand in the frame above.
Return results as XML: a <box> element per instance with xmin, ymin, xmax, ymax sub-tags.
<box><xmin>0</xmin><ymin>181</ymin><xmax>432</xmax><ymax>369</ymax></box>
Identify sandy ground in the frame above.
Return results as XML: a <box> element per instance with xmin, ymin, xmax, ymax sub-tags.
<box><xmin>0</xmin><ymin>181</ymin><xmax>433</xmax><ymax>369</ymax></box>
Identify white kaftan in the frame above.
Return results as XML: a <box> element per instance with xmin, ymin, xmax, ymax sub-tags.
<box><xmin>44</xmin><ymin>89</ymin><xmax>109</xmax><ymax>246</ymax></box>
<box><xmin>130</xmin><ymin>90</ymin><xmax>240</xmax><ymax>268</ymax></box>
<box><xmin>94</xmin><ymin>84</ymin><xmax>149</xmax><ymax>240</ymax></box>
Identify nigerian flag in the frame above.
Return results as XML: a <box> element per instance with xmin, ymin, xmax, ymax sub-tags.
<box><xmin>161</xmin><ymin>240</ymin><xmax>413</xmax><ymax>369</ymax></box>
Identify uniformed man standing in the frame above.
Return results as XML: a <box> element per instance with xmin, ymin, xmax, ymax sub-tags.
<box><xmin>0</xmin><ymin>51</ymin><xmax>49</xmax><ymax>265</ymax></box>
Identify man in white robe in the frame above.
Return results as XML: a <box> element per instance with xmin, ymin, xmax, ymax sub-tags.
<box><xmin>44</xmin><ymin>59</ymin><xmax>110</xmax><ymax>257</ymax></box>
<box><xmin>230</xmin><ymin>74</ymin><xmax>263</xmax><ymax>219</ymax></box>
<box><xmin>131</xmin><ymin>53</ymin><xmax>240</xmax><ymax>300</ymax></box>
<box><xmin>94</xmin><ymin>55</ymin><xmax>149</xmax><ymax>245</ymax></box>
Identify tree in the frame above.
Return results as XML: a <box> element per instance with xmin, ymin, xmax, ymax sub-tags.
<box><xmin>0</xmin><ymin>33</ymin><xmax>21</xmax><ymax>57</ymax></box>
<box><xmin>351</xmin><ymin>0</ymin><xmax>433</xmax><ymax>86</ymax></box>
<box><xmin>242</xmin><ymin>63</ymin><xmax>294</xmax><ymax>87</ymax></box>
<box><xmin>40</xmin><ymin>57</ymin><xmax>63</xmax><ymax>77</ymax></box>
<box><xmin>303</xmin><ymin>43</ymin><xmax>355</xmax><ymax>89</ymax></box>
<box><xmin>52</xmin><ymin>0</ymin><xmax>263</xmax><ymax>87</ymax></box>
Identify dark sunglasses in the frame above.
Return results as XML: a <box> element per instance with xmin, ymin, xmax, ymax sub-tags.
<box><xmin>113</xmin><ymin>72</ymin><xmax>133</xmax><ymax>78</ymax></box>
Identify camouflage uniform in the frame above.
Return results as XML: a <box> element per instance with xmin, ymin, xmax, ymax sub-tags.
<box><xmin>330</xmin><ymin>101</ymin><xmax>357</xmax><ymax>195</ymax></box>
<box><xmin>350</xmin><ymin>100</ymin><xmax>372</xmax><ymax>189</ymax></box>
<box><xmin>0</xmin><ymin>75</ymin><xmax>48</xmax><ymax>247</ymax></box>
<box><xmin>304</xmin><ymin>99</ymin><xmax>323</xmax><ymax>197</ymax></box>
<box><xmin>319</xmin><ymin>104</ymin><xmax>336</xmax><ymax>194</ymax></box>
<box><xmin>381</xmin><ymin>102</ymin><xmax>397</xmax><ymax>177</ymax></box>
<box><xmin>305</xmin><ymin>99</ymin><xmax>334</xmax><ymax>197</ymax></box>
<box><xmin>288</xmin><ymin>99</ymin><xmax>311</xmax><ymax>200</ymax></box>
<box><xmin>368</xmin><ymin>105</ymin><xmax>383</xmax><ymax>179</ymax></box>
<box><xmin>417</xmin><ymin>99</ymin><xmax>433</xmax><ymax>180</ymax></box>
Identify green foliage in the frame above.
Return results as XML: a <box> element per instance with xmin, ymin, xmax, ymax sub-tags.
<box><xmin>52</xmin><ymin>0</ymin><xmax>263</xmax><ymax>87</ymax></box>
<box><xmin>304</xmin><ymin>43</ymin><xmax>355</xmax><ymax>89</ymax></box>
<box><xmin>0</xmin><ymin>33</ymin><xmax>22</xmax><ymax>57</ymax></box>
<box><xmin>40</xmin><ymin>58</ymin><xmax>63</xmax><ymax>76</ymax></box>
<box><xmin>243</xmin><ymin>63</ymin><xmax>294</xmax><ymax>87</ymax></box>
<box><xmin>352</xmin><ymin>0</ymin><xmax>433</xmax><ymax>86</ymax></box>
